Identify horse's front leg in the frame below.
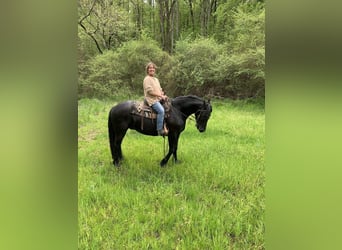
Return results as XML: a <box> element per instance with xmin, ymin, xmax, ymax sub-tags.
<box><xmin>160</xmin><ymin>148</ymin><xmax>172</xmax><ymax>167</ymax></box>
<box><xmin>160</xmin><ymin>133</ymin><xmax>175</xmax><ymax>167</ymax></box>
<box><xmin>160</xmin><ymin>133</ymin><xmax>180</xmax><ymax>167</ymax></box>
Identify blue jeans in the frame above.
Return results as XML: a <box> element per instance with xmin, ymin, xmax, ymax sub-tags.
<box><xmin>151</xmin><ymin>101</ymin><xmax>165</xmax><ymax>131</ymax></box>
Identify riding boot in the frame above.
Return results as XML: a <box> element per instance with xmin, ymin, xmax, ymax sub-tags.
<box><xmin>163</xmin><ymin>124</ymin><xmax>169</xmax><ymax>135</ymax></box>
<box><xmin>157</xmin><ymin>130</ymin><xmax>165</xmax><ymax>136</ymax></box>
<box><xmin>158</xmin><ymin>128</ymin><xmax>168</xmax><ymax>136</ymax></box>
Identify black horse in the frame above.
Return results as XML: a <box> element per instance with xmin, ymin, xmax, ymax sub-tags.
<box><xmin>108</xmin><ymin>95</ymin><xmax>212</xmax><ymax>167</ymax></box>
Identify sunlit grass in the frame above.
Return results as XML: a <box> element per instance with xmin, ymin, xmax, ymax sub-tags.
<box><xmin>78</xmin><ymin>98</ymin><xmax>265</xmax><ymax>249</ymax></box>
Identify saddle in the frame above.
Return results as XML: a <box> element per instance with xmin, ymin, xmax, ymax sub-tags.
<box><xmin>132</xmin><ymin>97</ymin><xmax>171</xmax><ymax>130</ymax></box>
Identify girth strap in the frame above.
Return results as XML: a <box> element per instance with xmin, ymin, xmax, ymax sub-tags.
<box><xmin>141</xmin><ymin>115</ymin><xmax>143</xmax><ymax>130</ymax></box>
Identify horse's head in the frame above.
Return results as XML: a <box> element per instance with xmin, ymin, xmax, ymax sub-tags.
<box><xmin>195</xmin><ymin>99</ymin><xmax>212</xmax><ymax>132</ymax></box>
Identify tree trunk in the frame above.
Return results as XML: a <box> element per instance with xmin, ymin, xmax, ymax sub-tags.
<box><xmin>188</xmin><ymin>0</ymin><xmax>195</xmax><ymax>33</ymax></box>
<box><xmin>158</xmin><ymin>1</ymin><xmax>165</xmax><ymax>50</ymax></box>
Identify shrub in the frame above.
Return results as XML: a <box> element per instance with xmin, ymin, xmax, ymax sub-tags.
<box><xmin>114</xmin><ymin>38</ymin><xmax>172</xmax><ymax>93</ymax></box>
<box><xmin>211</xmin><ymin>4</ymin><xmax>265</xmax><ymax>99</ymax></box>
<box><xmin>78</xmin><ymin>38</ymin><xmax>172</xmax><ymax>98</ymax></box>
<box><xmin>169</xmin><ymin>7</ymin><xmax>265</xmax><ymax>99</ymax></box>
<box><xmin>211</xmin><ymin>46</ymin><xmax>265</xmax><ymax>99</ymax></box>
<box><xmin>169</xmin><ymin>38</ymin><xmax>223</xmax><ymax>96</ymax></box>
<box><xmin>78</xmin><ymin>51</ymin><xmax>121</xmax><ymax>98</ymax></box>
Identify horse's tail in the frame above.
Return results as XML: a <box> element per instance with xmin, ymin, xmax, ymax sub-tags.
<box><xmin>108</xmin><ymin>110</ymin><xmax>115</xmax><ymax>164</ymax></box>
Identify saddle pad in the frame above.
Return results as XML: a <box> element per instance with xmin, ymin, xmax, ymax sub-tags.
<box><xmin>133</xmin><ymin>101</ymin><xmax>157</xmax><ymax>119</ymax></box>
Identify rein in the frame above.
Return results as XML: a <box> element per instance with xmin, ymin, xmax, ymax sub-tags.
<box><xmin>163</xmin><ymin>136</ymin><xmax>166</xmax><ymax>157</ymax></box>
<box><xmin>185</xmin><ymin>109</ymin><xmax>206</xmax><ymax>122</ymax></box>
<box><xmin>178</xmin><ymin>109</ymin><xmax>204</xmax><ymax>122</ymax></box>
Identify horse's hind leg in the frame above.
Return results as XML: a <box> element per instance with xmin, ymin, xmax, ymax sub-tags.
<box><xmin>112</xmin><ymin>143</ymin><xmax>121</xmax><ymax>166</ymax></box>
<box><xmin>108</xmin><ymin>121</ymin><xmax>126</xmax><ymax>166</ymax></box>
<box><xmin>113</xmin><ymin>130</ymin><xmax>127</xmax><ymax>166</ymax></box>
<box><xmin>110</xmin><ymin>139</ymin><xmax>121</xmax><ymax>166</ymax></box>
<box><xmin>108</xmin><ymin>118</ymin><xmax>118</xmax><ymax>166</ymax></box>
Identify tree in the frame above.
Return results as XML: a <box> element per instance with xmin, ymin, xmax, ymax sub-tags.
<box><xmin>186</xmin><ymin>0</ymin><xmax>195</xmax><ymax>33</ymax></box>
<box><xmin>78</xmin><ymin>0</ymin><xmax>133</xmax><ymax>54</ymax></box>
<box><xmin>78</xmin><ymin>0</ymin><xmax>265</xmax><ymax>99</ymax></box>
<box><xmin>157</xmin><ymin>0</ymin><xmax>178</xmax><ymax>53</ymax></box>
<box><xmin>130</xmin><ymin>0</ymin><xmax>144</xmax><ymax>36</ymax></box>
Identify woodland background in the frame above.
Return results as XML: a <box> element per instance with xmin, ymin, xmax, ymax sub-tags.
<box><xmin>78</xmin><ymin>0</ymin><xmax>265</xmax><ymax>100</ymax></box>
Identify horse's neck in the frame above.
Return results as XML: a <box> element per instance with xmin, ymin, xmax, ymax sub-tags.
<box><xmin>173</xmin><ymin>97</ymin><xmax>202</xmax><ymax>118</ymax></box>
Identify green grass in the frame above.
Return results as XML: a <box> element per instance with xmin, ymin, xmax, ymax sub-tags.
<box><xmin>78</xmin><ymin>98</ymin><xmax>265</xmax><ymax>249</ymax></box>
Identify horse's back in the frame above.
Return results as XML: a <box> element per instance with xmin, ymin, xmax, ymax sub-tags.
<box><xmin>110</xmin><ymin>100</ymin><xmax>134</xmax><ymax>115</ymax></box>
<box><xmin>108</xmin><ymin>101</ymin><xmax>136</xmax><ymax>126</ymax></box>
<box><xmin>109</xmin><ymin>100</ymin><xmax>158</xmax><ymax>135</ymax></box>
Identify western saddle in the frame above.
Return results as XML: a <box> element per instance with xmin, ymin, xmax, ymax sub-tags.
<box><xmin>132</xmin><ymin>98</ymin><xmax>171</xmax><ymax>131</ymax></box>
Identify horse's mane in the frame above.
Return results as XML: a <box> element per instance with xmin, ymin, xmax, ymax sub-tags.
<box><xmin>172</xmin><ymin>95</ymin><xmax>204</xmax><ymax>104</ymax></box>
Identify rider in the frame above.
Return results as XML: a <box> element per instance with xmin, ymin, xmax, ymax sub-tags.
<box><xmin>143</xmin><ymin>62</ymin><xmax>168</xmax><ymax>136</ymax></box>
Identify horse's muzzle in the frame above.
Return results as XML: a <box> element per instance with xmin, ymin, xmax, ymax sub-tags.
<box><xmin>198</xmin><ymin>127</ymin><xmax>205</xmax><ymax>132</ymax></box>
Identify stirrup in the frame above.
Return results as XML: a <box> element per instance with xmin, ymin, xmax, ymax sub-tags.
<box><xmin>158</xmin><ymin>129</ymin><xmax>168</xmax><ymax>136</ymax></box>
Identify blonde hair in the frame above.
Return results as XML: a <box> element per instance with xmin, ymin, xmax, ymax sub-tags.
<box><xmin>145</xmin><ymin>62</ymin><xmax>157</xmax><ymax>73</ymax></box>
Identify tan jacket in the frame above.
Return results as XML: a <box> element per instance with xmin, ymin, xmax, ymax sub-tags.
<box><xmin>143</xmin><ymin>75</ymin><xmax>163</xmax><ymax>106</ymax></box>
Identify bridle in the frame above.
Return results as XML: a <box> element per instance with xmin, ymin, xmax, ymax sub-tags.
<box><xmin>178</xmin><ymin>108</ymin><xmax>206</xmax><ymax>123</ymax></box>
<box><xmin>195</xmin><ymin>104</ymin><xmax>211</xmax><ymax>122</ymax></box>
<box><xmin>173</xmin><ymin>101</ymin><xmax>210</xmax><ymax>123</ymax></box>
<box><xmin>162</xmin><ymin>104</ymin><xmax>210</xmax><ymax>157</ymax></box>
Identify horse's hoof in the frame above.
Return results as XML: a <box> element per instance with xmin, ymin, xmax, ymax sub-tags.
<box><xmin>113</xmin><ymin>160</ymin><xmax>121</xmax><ymax>167</ymax></box>
<box><xmin>174</xmin><ymin>159</ymin><xmax>181</xmax><ymax>164</ymax></box>
<box><xmin>160</xmin><ymin>160</ymin><xmax>167</xmax><ymax>167</ymax></box>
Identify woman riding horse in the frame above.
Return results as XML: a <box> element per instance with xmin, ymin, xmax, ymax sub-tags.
<box><xmin>108</xmin><ymin>95</ymin><xmax>212</xmax><ymax>167</ymax></box>
<box><xmin>143</xmin><ymin>62</ymin><xmax>168</xmax><ymax>136</ymax></box>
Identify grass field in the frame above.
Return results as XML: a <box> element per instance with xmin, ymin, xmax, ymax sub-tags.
<box><xmin>78</xmin><ymin>97</ymin><xmax>265</xmax><ymax>249</ymax></box>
